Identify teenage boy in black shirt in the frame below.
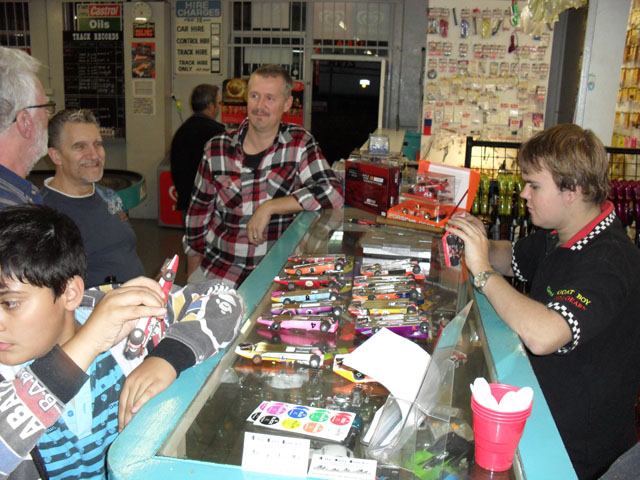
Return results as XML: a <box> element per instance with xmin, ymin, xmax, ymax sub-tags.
<box><xmin>447</xmin><ymin>124</ymin><xmax>640</xmax><ymax>479</ymax></box>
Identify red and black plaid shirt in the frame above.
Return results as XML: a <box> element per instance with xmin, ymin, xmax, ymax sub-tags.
<box><xmin>183</xmin><ymin>118</ymin><xmax>343</xmax><ymax>287</ymax></box>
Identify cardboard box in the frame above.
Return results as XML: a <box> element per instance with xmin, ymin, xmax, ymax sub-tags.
<box><xmin>345</xmin><ymin>159</ymin><xmax>400</xmax><ymax>216</ymax></box>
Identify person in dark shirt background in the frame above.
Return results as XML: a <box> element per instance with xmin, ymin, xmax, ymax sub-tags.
<box><xmin>170</xmin><ymin>84</ymin><xmax>225</xmax><ymax>218</ymax></box>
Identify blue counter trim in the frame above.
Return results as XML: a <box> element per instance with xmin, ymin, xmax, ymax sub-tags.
<box><xmin>475</xmin><ymin>293</ymin><xmax>577</xmax><ymax>480</ymax></box>
<box><xmin>109</xmin><ymin>211</ymin><xmax>575</xmax><ymax>480</ymax></box>
<box><xmin>108</xmin><ymin>212</ymin><xmax>319</xmax><ymax>479</ymax></box>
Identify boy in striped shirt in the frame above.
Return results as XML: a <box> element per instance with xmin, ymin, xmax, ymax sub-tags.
<box><xmin>0</xmin><ymin>204</ymin><xmax>244</xmax><ymax>479</ymax></box>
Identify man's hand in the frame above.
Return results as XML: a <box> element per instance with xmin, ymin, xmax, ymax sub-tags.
<box><xmin>62</xmin><ymin>277</ymin><xmax>166</xmax><ymax>371</ymax></box>
<box><xmin>247</xmin><ymin>196</ymin><xmax>303</xmax><ymax>245</ymax></box>
<box><xmin>247</xmin><ymin>202</ymin><xmax>272</xmax><ymax>245</ymax></box>
<box><xmin>118</xmin><ymin>356</ymin><xmax>177</xmax><ymax>431</ymax></box>
<box><xmin>446</xmin><ymin>212</ymin><xmax>492</xmax><ymax>276</ymax></box>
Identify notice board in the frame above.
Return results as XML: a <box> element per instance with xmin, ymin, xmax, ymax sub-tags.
<box><xmin>63</xmin><ymin>31</ymin><xmax>126</xmax><ymax>137</ymax></box>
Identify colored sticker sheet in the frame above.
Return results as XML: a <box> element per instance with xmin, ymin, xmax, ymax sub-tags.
<box><xmin>249</xmin><ymin>401</ymin><xmax>355</xmax><ymax>442</ymax></box>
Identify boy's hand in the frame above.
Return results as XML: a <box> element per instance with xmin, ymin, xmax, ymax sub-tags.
<box><xmin>118</xmin><ymin>356</ymin><xmax>177</xmax><ymax>431</ymax></box>
<box><xmin>62</xmin><ymin>277</ymin><xmax>167</xmax><ymax>371</ymax></box>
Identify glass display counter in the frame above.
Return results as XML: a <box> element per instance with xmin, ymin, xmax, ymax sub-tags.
<box><xmin>108</xmin><ymin>208</ymin><xmax>577</xmax><ymax>480</ymax></box>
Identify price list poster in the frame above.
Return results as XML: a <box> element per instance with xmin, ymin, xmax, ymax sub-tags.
<box><xmin>63</xmin><ymin>31</ymin><xmax>126</xmax><ymax>138</ymax></box>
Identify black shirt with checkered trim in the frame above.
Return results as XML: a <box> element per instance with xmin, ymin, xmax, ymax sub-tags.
<box><xmin>511</xmin><ymin>200</ymin><xmax>640</xmax><ymax>479</ymax></box>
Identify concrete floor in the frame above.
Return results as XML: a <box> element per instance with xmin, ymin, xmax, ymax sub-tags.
<box><xmin>130</xmin><ymin>218</ymin><xmax>188</xmax><ymax>286</ymax></box>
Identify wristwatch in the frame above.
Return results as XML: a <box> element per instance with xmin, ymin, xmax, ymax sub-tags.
<box><xmin>473</xmin><ymin>270</ymin><xmax>498</xmax><ymax>293</ymax></box>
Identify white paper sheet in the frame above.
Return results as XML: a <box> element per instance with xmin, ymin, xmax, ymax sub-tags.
<box><xmin>342</xmin><ymin>328</ymin><xmax>431</xmax><ymax>403</ymax></box>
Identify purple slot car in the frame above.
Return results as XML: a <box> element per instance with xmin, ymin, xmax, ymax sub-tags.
<box><xmin>354</xmin><ymin>313</ymin><xmax>430</xmax><ymax>339</ymax></box>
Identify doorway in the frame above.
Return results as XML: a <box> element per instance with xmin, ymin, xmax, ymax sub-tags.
<box><xmin>310</xmin><ymin>57</ymin><xmax>385</xmax><ymax>164</ymax></box>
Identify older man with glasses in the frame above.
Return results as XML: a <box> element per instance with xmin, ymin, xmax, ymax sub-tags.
<box><xmin>0</xmin><ymin>46</ymin><xmax>55</xmax><ymax>210</ymax></box>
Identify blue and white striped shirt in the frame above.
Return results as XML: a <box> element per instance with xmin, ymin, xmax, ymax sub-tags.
<box><xmin>37</xmin><ymin>351</ymin><xmax>123</xmax><ymax>479</ymax></box>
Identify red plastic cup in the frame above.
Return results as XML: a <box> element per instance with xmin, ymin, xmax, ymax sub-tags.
<box><xmin>471</xmin><ymin>383</ymin><xmax>533</xmax><ymax>472</ymax></box>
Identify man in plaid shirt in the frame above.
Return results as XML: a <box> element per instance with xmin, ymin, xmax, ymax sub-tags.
<box><xmin>183</xmin><ymin>64</ymin><xmax>343</xmax><ymax>288</ymax></box>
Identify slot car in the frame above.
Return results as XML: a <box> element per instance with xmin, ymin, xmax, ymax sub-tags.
<box><xmin>351</xmin><ymin>283</ymin><xmax>422</xmax><ymax>301</ymax></box>
<box><xmin>442</xmin><ymin>231</ymin><xmax>464</xmax><ymax>267</ymax></box>
<box><xmin>284</xmin><ymin>260</ymin><xmax>345</xmax><ymax>276</ymax></box>
<box><xmin>408</xmin><ymin>178</ymin><xmax>450</xmax><ymax>199</ymax></box>
<box><xmin>288</xmin><ymin>254</ymin><xmax>347</xmax><ymax>264</ymax></box>
<box><xmin>273</xmin><ymin>274</ymin><xmax>345</xmax><ymax>291</ymax></box>
<box><xmin>257</xmin><ymin>313</ymin><xmax>339</xmax><ymax>333</ymax></box>
<box><xmin>235</xmin><ymin>342</ymin><xmax>325</xmax><ymax>368</ymax></box>
<box><xmin>256</xmin><ymin>327</ymin><xmax>336</xmax><ymax>352</ymax></box>
<box><xmin>271</xmin><ymin>288</ymin><xmax>340</xmax><ymax>304</ymax></box>
<box><xmin>348</xmin><ymin>299</ymin><xmax>419</xmax><ymax>316</ymax></box>
<box><xmin>360</xmin><ymin>259</ymin><xmax>426</xmax><ymax>279</ymax></box>
<box><xmin>270</xmin><ymin>299</ymin><xmax>344</xmax><ymax>317</ymax></box>
<box><xmin>353</xmin><ymin>274</ymin><xmax>418</xmax><ymax>288</ymax></box>
<box><xmin>332</xmin><ymin>354</ymin><xmax>375</xmax><ymax>383</ymax></box>
<box><xmin>354</xmin><ymin>313</ymin><xmax>430</xmax><ymax>339</ymax></box>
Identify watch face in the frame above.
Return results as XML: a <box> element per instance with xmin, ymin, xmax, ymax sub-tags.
<box><xmin>473</xmin><ymin>271</ymin><xmax>488</xmax><ymax>289</ymax></box>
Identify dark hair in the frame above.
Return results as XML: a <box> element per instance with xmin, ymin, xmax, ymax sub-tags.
<box><xmin>0</xmin><ymin>204</ymin><xmax>86</xmax><ymax>299</ymax></box>
<box><xmin>518</xmin><ymin>123</ymin><xmax>610</xmax><ymax>204</ymax></box>
<box><xmin>190</xmin><ymin>84</ymin><xmax>220</xmax><ymax>112</ymax></box>
<box><xmin>250</xmin><ymin>64</ymin><xmax>293</xmax><ymax>99</ymax></box>
<box><xmin>48</xmin><ymin>109</ymin><xmax>99</xmax><ymax>149</ymax></box>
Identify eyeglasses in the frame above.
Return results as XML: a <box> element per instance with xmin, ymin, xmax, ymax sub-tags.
<box><xmin>23</xmin><ymin>101</ymin><xmax>56</xmax><ymax>116</ymax></box>
<box><xmin>12</xmin><ymin>101</ymin><xmax>56</xmax><ymax>123</ymax></box>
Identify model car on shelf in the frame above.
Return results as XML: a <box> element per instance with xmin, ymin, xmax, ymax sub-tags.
<box><xmin>354</xmin><ymin>313</ymin><xmax>430</xmax><ymax>339</ymax></box>
<box><xmin>288</xmin><ymin>254</ymin><xmax>347</xmax><ymax>264</ymax></box>
<box><xmin>351</xmin><ymin>283</ymin><xmax>422</xmax><ymax>301</ymax></box>
<box><xmin>360</xmin><ymin>259</ymin><xmax>426</xmax><ymax>279</ymax></box>
<box><xmin>256</xmin><ymin>313</ymin><xmax>339</xmax><ymax>333</ymax></box>
<box><xmin>408</xmin><ymin>178</ymin><xmax>451</xmax><ymax>199</ymax></box>
<box><xmin>273</xmin><ymin>274</ymin><xmax>346</xmax><ymax>291</ymax></box>
<box><xmin>235</xmin><ymin>342</ymin><xmax>325</xmax><ymax>368</ymax></box>
<box><xmin>348</xmin><ymin>299</ymin><xmax>419</xmax><ymax>316</ymax></box>
<box><xmin>270</xmin><ymin>299</ymin><xmax>345</xmax><ymax>317</ymax></box>
<box><xmin>352</xmin><ymin>274</ymin><xmax>418</xmax><ymax>288</ymax></box>
<box><xmin>332</xmin><ymin>354</ymin><xmax>375</xmax><ymax>383</ymax></box>
<box><xmin>401</xmin><ymin>205</ymin><xmax>443</xmax><ymax>221</ymax></box>
<box><xmin>271</xmin><ymin>287</ymin><xmax>341</xmax><ymax>304</ymax></box>
<box><xmin>284</xmin><ymin>260</ymin><xmax>345</xmax><ymax>276</ymax></box>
